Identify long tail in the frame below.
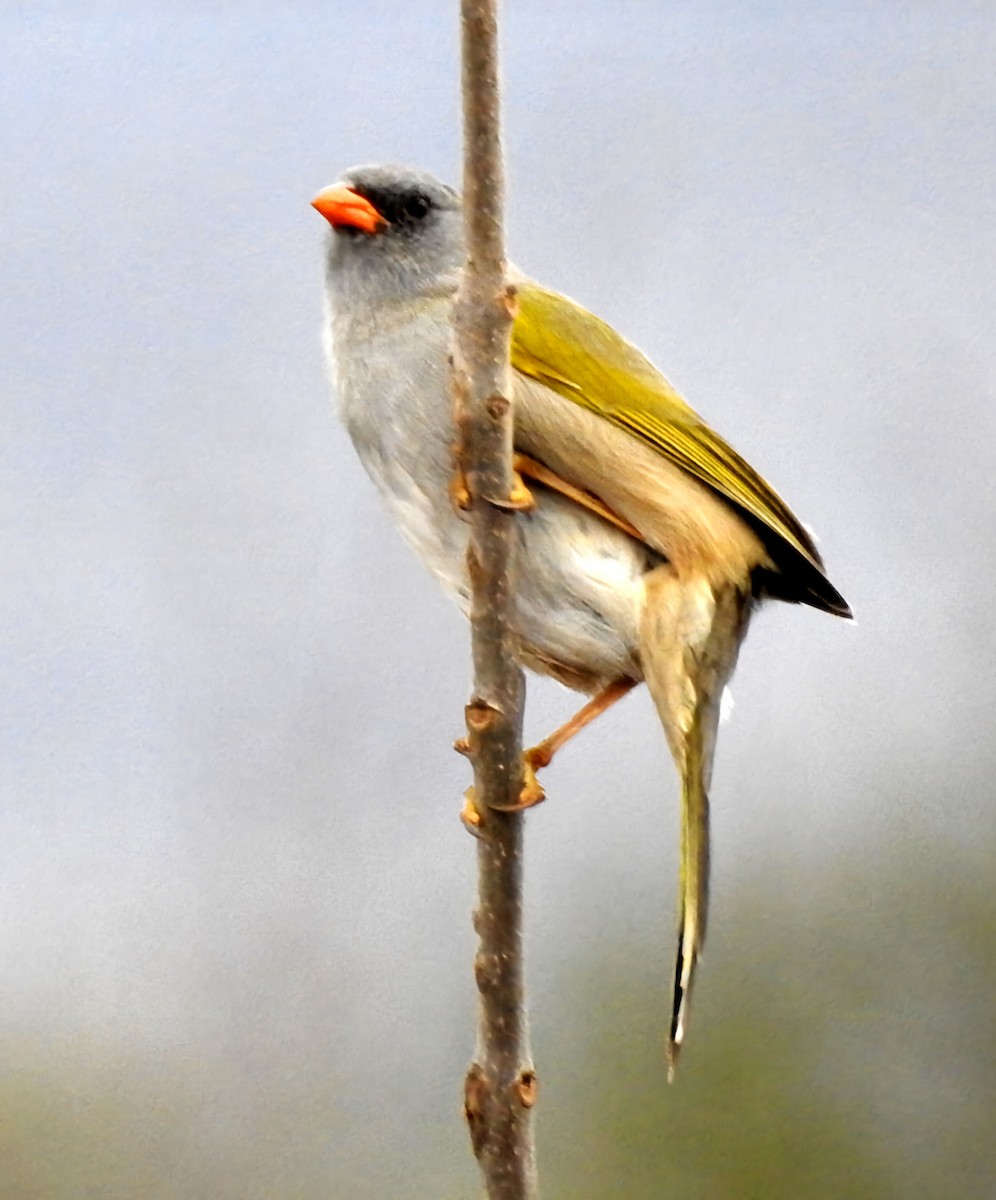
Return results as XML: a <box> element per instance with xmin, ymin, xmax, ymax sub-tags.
<box><xmin>639</xmin><ymin>567</ymin><xmax>752</xmax><ymax>1079</ymax></box>
<box><xmin>669</xmin><ymin>722</ymin><xmax>709</xmax><ymax>1079</ymax></box>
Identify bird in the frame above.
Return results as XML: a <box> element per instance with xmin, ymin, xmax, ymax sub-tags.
<box><xmin>311</xmin><ymin>163</ymin><xmax>850</xmax><ymax>1073</ymax></box>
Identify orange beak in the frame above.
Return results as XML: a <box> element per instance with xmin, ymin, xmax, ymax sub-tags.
<box><xmin>311</xmin><ymin>185</ymin><xmax>387</xmax><ymax>235</ymax></box>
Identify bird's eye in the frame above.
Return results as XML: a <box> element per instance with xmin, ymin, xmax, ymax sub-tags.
<box><xmin>403</xmin><ymin>193</ymin><xmax>431</xmax><ymax>221</ymax></box>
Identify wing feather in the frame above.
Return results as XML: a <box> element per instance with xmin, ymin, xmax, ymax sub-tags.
<box><xmin>511</xmin><ymin>281</ymin><xmax>849</xmax><ymax>616</ymax></box>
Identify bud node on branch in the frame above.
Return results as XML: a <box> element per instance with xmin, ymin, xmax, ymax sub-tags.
<box><xmin>466</xmin><ymin>700</ymin><xmax>502</xmax><ymax>733</ymax></box>
<box><xmin>486</xmin><ymin>393</ymin><xmax>510</xmax><ymax>421</ymax></box>
<box><xmin>515</xmin><ymin>1071</ymin><xmax>539</xmax><ymax>1108</ymax></box>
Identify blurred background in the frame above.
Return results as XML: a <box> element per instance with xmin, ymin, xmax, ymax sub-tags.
<box><xmin>2</xmin><ymin>2</ymin><xmax>994</xmax><ymax>1196</ymax></box>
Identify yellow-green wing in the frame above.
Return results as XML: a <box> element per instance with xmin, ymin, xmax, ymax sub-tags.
<box><xmin>511</xmin><ymin>281</ymin><xmax>849</xmax><ymax>616</ymax></box>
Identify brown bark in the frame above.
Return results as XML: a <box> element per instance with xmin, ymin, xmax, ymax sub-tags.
<box><xmin>451</xmin><ymin>2</ymin><xmax>538</xmax><ymax>1197</ymax></box>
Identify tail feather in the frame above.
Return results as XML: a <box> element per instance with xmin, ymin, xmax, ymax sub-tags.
<box><xmin>667</xmin><ymin>739</ymin><xmax>709</xmax><ymax>1080</ymax></box>
<box><xmin>639</xmin><ymin>567</ymin><xmax>751</xmax><ymax>1078</ymax></box>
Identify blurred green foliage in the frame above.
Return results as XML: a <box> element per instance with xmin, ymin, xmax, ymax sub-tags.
<box><xmin>2</xmin><ymin>844</ymin><xmax>993</xmax><ymax>1198</ymax></box>
<box><xmin>539</xmin><ymin>848</ymin><xmax>996</xmax><ymax>1199</ymax></box>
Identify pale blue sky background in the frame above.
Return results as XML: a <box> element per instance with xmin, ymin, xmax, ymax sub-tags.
<box><xmin>2</xmin><ymin>3</ymin><xmax>994</xmax><ymax>1194</ymax></box>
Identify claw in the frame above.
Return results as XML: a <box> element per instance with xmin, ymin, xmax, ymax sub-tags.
<box><xmin>488</xmin><ymin>758</ymin><xmax>546</xmax><ymax>812</ymax></box>
<box><xmin>449</xmin><ymin>468</ymin><xmax>472</xmax><ymax>512</ymax></box>
<box><xmin>460</xmin><ymin>789</ymin><xmax>486</xmax><ymax>838</ymax></box>
<box><xmin>450</xmin><ymin>467</ymin><xmax>535</xmax><ymax>514</ymax></box>
<box><xmin>519</xmin><ymin>759</ymin><xmax>546</xmax><ymax>808</ymax></box>
<box><xmin>461</xmin><ymin>758</ymin><xmax>547</xmax><ymax>826</ymax></box>
<box><xmin>505</xmin><ymin>472</ymin><xmax>537</xmax><ymax>512</ymax></box>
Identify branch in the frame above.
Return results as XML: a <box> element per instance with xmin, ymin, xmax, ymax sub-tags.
<box><xmin>452</xmin><ymin>2</ymin><xmax>537</xmax><ymax>1197</ymax></box>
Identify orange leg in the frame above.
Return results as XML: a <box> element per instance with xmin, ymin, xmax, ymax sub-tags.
<box><xmin>453</xmin><ymin>452</ymin><xmax>639</xmax><ymax>533</ymax></box>
<box><xmin>514</xmin><ymin>453</ymin><xmax>643</xmax><ymax>541</ymax></box>
<box><xmin>458</xmin><ymin>679</ymin><xmax>637</xmax><ymax>827</ymax></box>
<box><xmin>524</xmin><ymin>679</ymin><xmax>638</xmax><ymax>773</ymax></box>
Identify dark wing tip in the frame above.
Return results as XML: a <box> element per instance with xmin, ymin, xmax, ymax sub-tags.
<box><xmin>810</xmin><ymin>577</ymin><xmax>852</xmax><ymax>619</ymax></box>
<box><xmin>754</xmin><ymin>552</ymin><xmax>852</xmax><ymax>619</ymax></box>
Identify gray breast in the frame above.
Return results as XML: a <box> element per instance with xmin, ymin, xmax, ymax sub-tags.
<box><xmin>327</xmin><ymin>295</ymin><xmax>653</xmax><ymax>690</ymax></box>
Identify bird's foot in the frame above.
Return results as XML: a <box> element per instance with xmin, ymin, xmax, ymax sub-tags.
<box><xmin>488</xmin><ymin>756</ymin><xmax>547</xmax><ymax>811</ymax></box>
<box><xmin>449</xmin><ymin>466</ymin><xmax>472</xmax><ymax>512</ymax></box>
<box><xmin>448</xmin><ymin>466</ymin><xmax>535</xmax><ymax>514</ymax></box>
<box><xmin>460</xmin><ymin>789</ymin><xmax>486</xmax><ymax>838</ymax></box>
<box><xmin>504</xmin><ymin>471</ymin><xmax>537</xmax><ymax>512</ymax></box>
<box><xmin>456</xmin><ymin>753</ymin><xmax>547</xmax><ymax>835</ymax></box>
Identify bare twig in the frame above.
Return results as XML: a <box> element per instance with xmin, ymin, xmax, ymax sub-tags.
<box><xmin>452</xmin><ymin>2</ymin><xmax>537</xmax><ymax>1197</ymax></box>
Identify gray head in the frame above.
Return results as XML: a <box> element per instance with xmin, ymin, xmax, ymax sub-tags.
<box><xmin>313</xmin><ymin>164</ymin><xmax>464</xmax><ymax>310</ymax></box>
